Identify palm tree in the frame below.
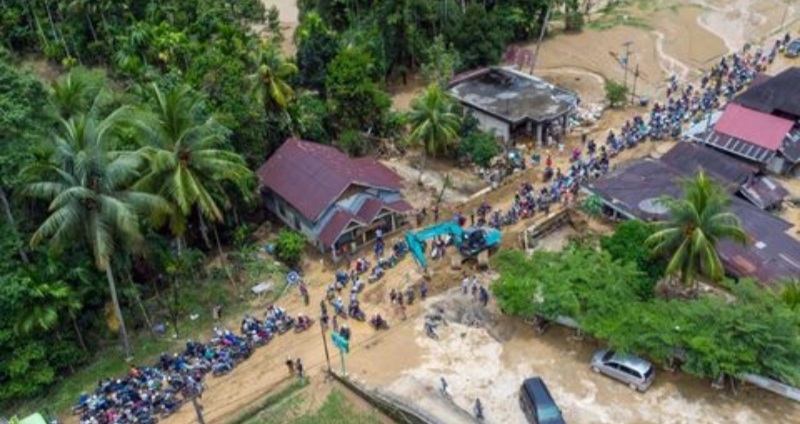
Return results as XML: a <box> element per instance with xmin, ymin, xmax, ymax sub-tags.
<box><xmin>406</xmin><ymin>83</ymin><xmax>461</xmax><ymax>181</ymax></box>
<box><xmin>779</xmin><ymin>279</ymin><xmax>800</xmax><ymax>311</ymax></box>
<box><xmin>646</xmin><ymin>171</ymin><xmax>747</xmax><ymax>292</ymax></box>
<box><xmin>48</xmin><ymin>67</ymin><xmax>106</xmax><ymax>121</ymax></box>
<box><xmin>247</xmin><ymin>42</ymin><xmax>298</xmax><ymax>114</ymax></box>
<box><xmin>22</xmin><ymin>111</ymin><xmax>167</xmax><ymax>359</ymax></box>
<box><xmin>133</xmin><ymin>84</ymin><xmax>253</xmax><ymax>239</ymax></box>
<box><xmin>13</xmin><ymin>278</ymin><xmax>76</xmax><ymax>335</ymax></box>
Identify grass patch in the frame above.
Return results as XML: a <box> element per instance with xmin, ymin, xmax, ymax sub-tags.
<box><xmin>248</xmin><ymin>389</ymin><xmax>383</xmax><ymax>424</ymax></box>
<box><xmin>230</xmin><ymin>379</ymin><xmax>308</xmax><ymax>424</ymax></box>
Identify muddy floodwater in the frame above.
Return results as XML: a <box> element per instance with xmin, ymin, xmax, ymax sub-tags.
<box><xmin>352</xmin><ymin>292</ymin><xmax>800</xmax><ymax>424</ymax></box>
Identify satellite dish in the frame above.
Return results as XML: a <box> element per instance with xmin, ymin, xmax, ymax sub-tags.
<box><xmin>638</xmin><ymin>198</ymin><xmax>668</xmax><ymax>216</ymax></box>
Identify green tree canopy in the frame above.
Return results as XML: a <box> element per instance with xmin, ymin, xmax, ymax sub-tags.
<box><xmin>646</xmin><ymin>171</ymin><xmax>747</xmax><ymax>289</ymax></box>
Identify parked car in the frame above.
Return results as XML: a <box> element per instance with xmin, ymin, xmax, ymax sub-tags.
<box><xmin>519</xmin><ymin>377</ymin><xmax>566</xmax><ymax>424</ymax></box>
<box><xmin>786</xmin><ymin>39</ymin><xmax>800</xmax><ymax>58</ymax></box>
<box><xmin>590</xmin><ymin>349</ymin><xmax>655</xmax><ymax>392</ymax></box>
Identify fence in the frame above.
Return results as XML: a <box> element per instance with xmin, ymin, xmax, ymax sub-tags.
<box><xmin>330</xmin><ymin>372</ymin><xmax>461</xmax><ymax>424</ymax></box>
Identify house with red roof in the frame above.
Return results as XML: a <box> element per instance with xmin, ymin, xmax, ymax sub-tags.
<box><xmin>257</xmin><ymin>139</ymin><xmax>413</xmax><ymax>257</ymax></box>
<box><xmin>705</xmin><ymin>67</ymin><xmax>800</xmax><ymax>175</ymax></box>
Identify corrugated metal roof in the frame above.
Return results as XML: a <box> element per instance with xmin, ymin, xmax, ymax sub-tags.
<box><xmin>355</xmin><ymin>197</ymin><xmax>383</xmax><ymax>222</ymax></box>
<box><xmin>587</xmin><ymin>154</ymin><xmax>800</xmax><ymax>284</ymax></box>
<box><xmin>318</xmin><ymin>210</ymin><xmax>361</xmax><ymax>248</ymax></box>
<box><xmin>734</xmin><ymin>67</ymin><xmax>800</xmax><ymax>117</ymax></box>
<box><xmin>257</xmin><ymin>139</ymin><xmax>403</xmax><ymax>221</ymax></box>
<box><xmin>661</xmin><ymin>143</ymin><xmax>755</xmax><ymax>188</ymax></box>
<box><xmin>385</xmin><ymin>199</ymin><xmax>414</xmax><ymax>213</ymax></box>
<box><xmin>706</xmin><ymin>131</ymin><xmax>777</xmax><ymax>163</ymax></box>
<box><xmin>714</xmin><ymin>104</ymin><xmax>794</xmax><ymax>151</ymax></box>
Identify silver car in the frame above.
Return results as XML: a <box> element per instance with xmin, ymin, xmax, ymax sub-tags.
<box><xmin>786</xmin><ymin>39</ymin><xmax>800</xmax><ymax>58</ymax></box>
<box><xmin>590</xmin><ymin>349</ymin><xmax>655</xmax><ymax>392</ymax></box>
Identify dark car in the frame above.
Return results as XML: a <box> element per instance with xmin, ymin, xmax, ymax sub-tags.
<box><xmin>519</xmin><ymin>377</ymin><xmax>566</xmax><ymax>424</ymax></box>
<box><xmin>786</xmin><ymin>39</ymin><xmax>800</xmax><ymax>58</ymax></box>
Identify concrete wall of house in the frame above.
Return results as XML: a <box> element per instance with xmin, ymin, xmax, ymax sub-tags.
<box><xmin>469</xmin><ymin>108</ymin><xmax>511</xmax><ymax>141</ymax></box>
<box><xmin>264</xmin><ymin>193</ymin><xmax>318</xmax><ymax>245</ymax></box>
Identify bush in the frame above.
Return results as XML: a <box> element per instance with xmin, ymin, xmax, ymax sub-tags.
<box><xmin>459</xmin><ymin>131</ymin><xmax>500</xmax><ymax>167</ymax></box>
<box><xmin>604</xmin><ymin>79</ymin><xmax>628</xmax><ymax>108</ymax></box>
<box><xmin>565</xmin><ymin>12</ymin><xmax>585</xmax><ymax>32</ymax></box>
<box><xmin>600</xmin><ymin>220</ymin><xmax>665</xmax><ymax>299</ymax></box>
<box><xmin>275</xmin><ymin>230</ymin><xmax>306</xmax><ymax>267</ymax></box>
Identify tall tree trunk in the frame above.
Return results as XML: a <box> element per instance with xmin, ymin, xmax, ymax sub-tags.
<box><xmin>197</xmin><ymin>209</ymin><xmax>212</xmax><ymax>249</ymax></box>
<box><xmin>26</xmin><ymin>0</ymin><xmax>49</xmax><ymax>49</ymax></box>
<box><xmin>0</xmin><ymin>187</ymin><xmax>30</xmax><ymax>265</ymax></box>
<box><xmin>213</xmin><ymin>224</ymin><xmax>238</xmax><ymax>292</ymax></box>
<box><xmin>86</xmin><ymin>13</ymin><xmax>98</xmax><ymax>43</ymax></box>
<box><xmin>126</xmin><ymin>270</ymin><xmax>154</xmax><ymax>334</ymax></box>
<box><xmin>106</xmin><ymin>265</ymin><xmax>132</xmax><ymax>359</ymax></box>
<box><xmin>68</xmin><ymin>308</ymin><xmax>88</xmax><ymax>353</ymax></box>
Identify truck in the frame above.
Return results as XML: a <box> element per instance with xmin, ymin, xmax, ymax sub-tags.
<box><xmin>404</xmin><ymin>221</ymin><xmax>502</xmax><ymax>269</ymax></box>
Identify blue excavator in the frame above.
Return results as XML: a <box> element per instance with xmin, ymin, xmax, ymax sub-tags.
<box><xmin>405</xmin><ymin>221</ymin><xmax>502</xmax><ymax>270</ymax></box>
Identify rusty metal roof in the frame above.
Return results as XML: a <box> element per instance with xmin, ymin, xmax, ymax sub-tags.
<box><xmin>257</xmin><ymin>139</ymin><xmax>403</xmax><ymax>221</ymax></box>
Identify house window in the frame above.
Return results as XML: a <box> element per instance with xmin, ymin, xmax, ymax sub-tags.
<box><xmin>277</xmin><ymin>199</ymin><xmax>286</xmax><ymax>217</ymax></box>
<box><xmin>293</xmin><ymin>214</ymin><xmax>301</xmax><ymax>230</ymax></box>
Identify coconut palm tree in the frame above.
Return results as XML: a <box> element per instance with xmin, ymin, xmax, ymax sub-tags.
<box><xmin>22</xmin><ymin>111</ymin><xmax>167</xmax><ymax>359</ymax></box>
<box><xmin>247</xmin><ymin>42</ymin><xmax>298</xmax><ymax>114</ymax></box>
<box><xmin>133</xmin><ymin>84</ymin><xmax>253</xmax><ymax>241</ymax></box>
<box><xmin>646</xmin><ymin>171</ymin><xmax>747</xmax><ymax>292</ymax></box>
<box><xmin>406</xmin><ymin>83</ymin><xmax>461</xmax><ymax>181</ymax></box>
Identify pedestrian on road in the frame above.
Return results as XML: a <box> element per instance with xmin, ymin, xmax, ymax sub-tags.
<box><xmin>479</xmin><ymin>285</ymin><xmax>489</xmax><ymax>307</ymax></box>
<box><xmin>285</xmin><ymin>356</ymin><xmax>294</xmax><ymax>375</ymax></box>
<box><xmin>390</xmin><ymin>288</ymin><xmax>398</xmax><ymax>304</ymax></box>
<box><xmin>295</xmin><ymin>358</ymin><xmax>304</xmax><ymax>379</ymax></box>
<box><xmin>440</xmin><ymin>377</ymin><xmax>449</xmax><ymax>397</ymax></box>
<box><xmin>462</xmin><ymin>276</ymin><xmax>469</xmax><ymax>295</ymax></box>
<box><xmin>299</xmin><ymin>282</ymin><xmax>309</xmax><ymax>306</ymax></box>
<box><xmin>433</xmin><ymin>205</ymin><xmax>440</xmax><ymax>222</ymax></box>
<box><xmin>420</xmin><ymin>280</ymin><xmax>428</xmax><ymax>300</ymax></box>
<box><xmin>471</xmin><ymin>282</ymin><xmax>478</xmax><ymax>301</ymax></box>
<box><xmin>406</xmin><ymin>285</ymin><xmax>415</xmax><ymax>305</ymax></box>
<box><xmin>332</xmin><ymin>315</ymin><xmax>339</xmax><ymax>332</ymax></box>
<box><xmin>398</xmin><ymin>292</ymin><xmax>404</xmax><ymax>306</ymax></box>
<box><xmin>474</xmin><ymin>398</ymin><xmax>484</xmax><ymax>421</ymax></box>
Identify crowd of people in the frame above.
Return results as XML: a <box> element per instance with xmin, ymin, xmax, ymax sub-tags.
<box><xmin>74</xmin><ymin>301</ymin><xmax>313</xmax><ymax>424</ymax></box>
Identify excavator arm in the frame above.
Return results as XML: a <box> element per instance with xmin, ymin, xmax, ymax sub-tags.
<box><xmin>405</xmin><ymin>221</ymin><xmax>464</xmax><ymax>269</ymax></box>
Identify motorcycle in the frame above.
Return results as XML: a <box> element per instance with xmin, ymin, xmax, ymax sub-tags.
<box><xmin>370</xmin><ymin>315</ymin><xmax>389</xmax><ymax>330</ymax></box>
<box><xmin>294</xmin><ymin>317</ymin><xmax>315</xmax><ymax>333</ymax></box>
<box><xmin>349</xmin><ymin>307</ymin><xmax>366</xmax><ymax>322</ymax></box>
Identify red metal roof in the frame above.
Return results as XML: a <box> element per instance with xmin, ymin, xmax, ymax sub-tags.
<box><xmin>318</xmin><ymin>210</ymin><xmax>361</xmax><ymax>249</ymax></box>
<box><xmin>257</xmin><ymin>139</ymin><xmax>403</xmax><ymax>221</ymax></box>
<box><xmin>385</xmin><ymin>199</ymin><xmax>414</xmax><ymax>213</ymax></box>
<box><xmin>714</xmin><ymin>104</ymin><xmax>794</xmax><ymax>151</ymax></box>
<box><xmin>355</xmin><ymin>198</ymin><xmax>383</xmax><ymax>222</ymax></box>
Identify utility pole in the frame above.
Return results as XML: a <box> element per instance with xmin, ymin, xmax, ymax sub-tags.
<box><xmin>630</xmin><ymin>64</ymin><xmax>639</xmax><ymax>105</ymax></box>
<box><xmin>530</xmin><ymin>0</ymin><xmax>555</xmax><ymax>74</ymax></box>
<box><xmin>780</xmin><ymin>0</ymin><xmax>790</xmax><ymax>32</ymax></box>
<box><xmin>621</xmin><ymin>41</ymin><xmax>633</xmax><ymax>92</ymax></box>
<box><xmin>320</xmin><ymin>319</ymin><xmax>332</xmax><ymax>374</ymax></box>
<box><xmin>183</xmin><ymin>384</ymin><xmax>207</xmax><ymax>424</ymax></box>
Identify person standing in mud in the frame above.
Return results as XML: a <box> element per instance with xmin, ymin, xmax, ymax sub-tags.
<box><xmin>420</xmin><ymin>280</ymin><xmax>428</xmax><ymax>300</ymax></box>
<box><xmin>479</xmin><ymin>285</ymin><xmax>489</xmax><ymax>307</ymax></box>
<box><xmin>406</xmin><ymin>285</ymin><xmax>415</xmax><ymax>305</ymax></box>
<box><xmin>285</xmin><ymin>356</ymin><xmax>294</xmax><ymax>375</ymax></box>
<box><xmin>299</xmin><ymin>281</ymin><xmax>309</xmax><ymax>306</ymax></box>
<box><xmin>295</xmin><ymin>358</ymin><xmax>304</xmax><ymax>380</ymax></box>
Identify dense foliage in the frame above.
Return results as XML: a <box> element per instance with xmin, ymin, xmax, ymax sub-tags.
<box><xmin>492</xmin><ymin>245</ymin><xmax>800</xmax><ymax>386</ymax></box>
<box><xmin>274</xmin><ymin>230</ymin><xmax>306</xmax><ymax>268</ymax></box>
<box><xmin>0</xmin><ymin>0</ymin><xmax>584</xmax><ymax>409</ymax></box>
<box><xmin>600</xmin><ymin>220</ymin><xmax>665</xmax><ymax>299</ymax></box>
